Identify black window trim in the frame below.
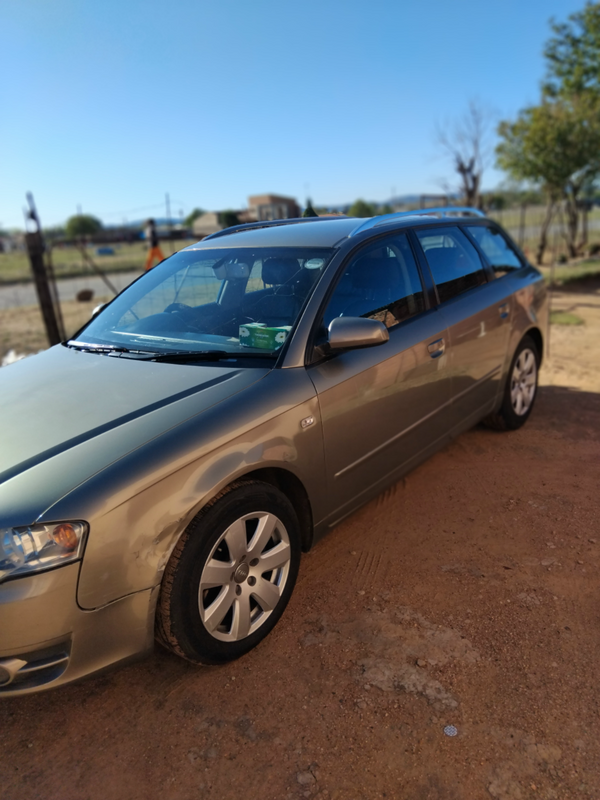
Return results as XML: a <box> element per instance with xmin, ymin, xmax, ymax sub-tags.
<box><xmin>409</xmin><ymin>221</ymin><xmax>492</xmax><ymax>307</ymax></box>
<box><xmin>460</xmin><ymin>220</ymin><xmax>527</xmax><ymax>277</ymax></box>
<box><xmin>304</xmin><ymin>227</ymin><xmax>431</xmax><ymax>366</ymax></box>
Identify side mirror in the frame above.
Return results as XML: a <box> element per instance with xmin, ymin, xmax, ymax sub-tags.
<box><xmin>327</xmin><ymin>316</ymin><xmax>389</xmax><ymax>351</ymax></box>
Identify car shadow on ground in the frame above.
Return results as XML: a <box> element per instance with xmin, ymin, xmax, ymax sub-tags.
<box><xmin>529</xmin><ymin>383</ymin><xmax>600</xmax><ymax>431</ymax></box>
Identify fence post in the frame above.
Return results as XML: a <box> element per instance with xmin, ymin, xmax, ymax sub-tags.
<box><xmin>24</xmin><ymin>193</ymin><xmax>66</xmax><ymax>346</ymax></box>
<box><xmin>25</xmin><ymin>230</ymin><xmax>65</xmax><ymax>345</ymax></box>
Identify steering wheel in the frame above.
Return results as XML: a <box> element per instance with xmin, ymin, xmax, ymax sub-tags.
<box><xmin>165</xmin><ymin>302</ymin><xmax>192</xmax><ymax>315</ymax></box>
<box><xmin>163</xmin><ymin>302</ymin><xmax>203</xmax><ymax>333</ymax></box>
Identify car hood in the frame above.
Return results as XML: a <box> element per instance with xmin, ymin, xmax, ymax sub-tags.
<box><xmin>0</xmin><ymin>346</ymin><xmax>270</xmax><ymax>521</ymax></box>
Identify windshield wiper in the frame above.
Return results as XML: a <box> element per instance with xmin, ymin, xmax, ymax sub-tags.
<box><xmin>67</xmin><ymin>341</ymin><xmax>275</xmax><ymax>362</ymax></box>
<box><xmin>66</xmin><ymin>342</ymin><xmax>155</xmax><ymax>356</ymax></box>
<box><xmin>147</xmin><ymin>350</ymin><xmax>275</xmax><ymax>362</ymax></box>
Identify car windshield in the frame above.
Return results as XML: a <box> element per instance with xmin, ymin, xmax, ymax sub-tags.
<box><xmin>72</xmin><ymin>246</ymin><xmax>334</xmax><ymax>358</ymax></box>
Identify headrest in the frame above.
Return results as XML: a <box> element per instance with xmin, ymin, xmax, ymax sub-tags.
<box><xmin>262</xmin><ymin>257</ymin><xmax>299</xmax><ymax>286</ymax></box>
<box><xmin>213</xmin><ymin>261</ymin><xmax>250</xmax><ymax>280</ymax></box>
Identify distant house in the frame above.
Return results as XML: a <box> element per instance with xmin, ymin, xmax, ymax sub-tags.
<box><xmin>190</xmin><ymin>194</ymin><xmax>301</xmax><ymax>238</ymax></box>
<box><xmin>243</xmin><ymin>194</ymin><xmax>300</xmax><ymax>222</ymax></box>
<box><xmin>192</xmin><ymin>212</ymin><xmax>225</xmax><ymax>238</ymax></box>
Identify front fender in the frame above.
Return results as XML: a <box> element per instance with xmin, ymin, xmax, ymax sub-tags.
<box><xmin>41</xmin><ymin>369</ymin><xmax>323</xmax><ymax>609</ymax></box>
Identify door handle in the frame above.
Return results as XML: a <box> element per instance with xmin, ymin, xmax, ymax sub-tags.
<box><xmin>427</xmin><ymin>338</ymin><xmax>445</xmax><ymax>358</ymax></box>
<box><xmin>498</xmin><ymin>302</ymin><xmax>510</xmax><ymax>319</ymax></box>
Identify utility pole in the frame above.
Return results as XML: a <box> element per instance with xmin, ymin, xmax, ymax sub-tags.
<box><xmin>24</xmin><ymin>193</ymin><xmax>66</xmax><ymax>346</ymax></box>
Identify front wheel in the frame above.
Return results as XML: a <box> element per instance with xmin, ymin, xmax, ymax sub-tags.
<box><xmin>484</xmin><ymin>335</ymin><xmax>540</xmax><ymax>431</ymax></box>
<box><xmin>156</xmin><ymin>480</ymin><xmax>301</xmax><ymax>665</ymax></box>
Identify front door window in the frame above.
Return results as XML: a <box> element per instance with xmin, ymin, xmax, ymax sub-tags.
<box><xmin>323</xmin><ymin>234</ymin><xmax>425</xmax><ymax>329</ymax></box>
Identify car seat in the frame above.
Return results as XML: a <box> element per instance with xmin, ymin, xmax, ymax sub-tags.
<box><xmin>241</xmin><ymin>257</ymin><xmax>304</xmax><ymax>327</ymax></box>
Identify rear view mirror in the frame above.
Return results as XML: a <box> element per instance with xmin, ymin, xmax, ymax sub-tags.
<box><xmin>327</xmin><ymin>316</ymin><xmax>389</xmax><ymax>351</ymax></box>
<box><xmin>213</xmin><ymin>261</ymin><xmax>250</xmax><ymax>280</ymax></box>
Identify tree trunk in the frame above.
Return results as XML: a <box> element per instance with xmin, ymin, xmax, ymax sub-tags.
<box><xmin>536</xmin><ymin>201</ymin><xmax>556</xmax><ymax>265</ymax></box>
<box><xmin>457</xmin><ymin>159</ymin><xmax>480</xmax><ymax>209</ymax></box>
<box><xmin>563</xmin><ymin>190</ymin><xmax>579</xmax><ymax>259</ymax></box>
<box><xmin>579</xmin><ymin>203</ymin><xmax>589</xmax><ymax>251</ymax></box>
<box><xmin>464</xmin><ymin>174</ymin><xmax>480</xmax><ymax>208</ymax></box>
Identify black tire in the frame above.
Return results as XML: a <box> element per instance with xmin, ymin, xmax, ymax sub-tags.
<box><xmin>156</xmin><ymin>480</ymin><xmax>301</xmax><ymax>665</ymax></box>
<box><xmin>483</xmin><ymin>335</ymin><xmax>540</xmax><ymax>431</ymax></box>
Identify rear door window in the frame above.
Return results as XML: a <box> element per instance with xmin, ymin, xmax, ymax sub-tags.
<box><xmin>416</xmin><ymin>226</ymin><xmax>487</xmax><ymax>303</ymax></box>
<box><xmin>466</xmin><ymin>225</ymin><xmax>523</xmax><ymax>277</ymax></box>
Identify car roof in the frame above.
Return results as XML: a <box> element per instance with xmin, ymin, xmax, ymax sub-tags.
<box><xmin>183</xmin><ymin>209</ymin><xmax>489</xmax><ymax>251</ymax></box>
<box><xmin>185</xmin><ymin>218</ymin><xmax>360</xmax><ymax>249</ymax></box>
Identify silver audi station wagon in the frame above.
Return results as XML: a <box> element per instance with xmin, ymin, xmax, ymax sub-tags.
<box><xmin>0</xmin><ymin>208</ymin><xmax>547</xmax><ymax>695</ymax></box>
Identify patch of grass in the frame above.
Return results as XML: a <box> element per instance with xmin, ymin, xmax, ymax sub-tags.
<box><xmin>550</xmin><ymin>310</ymin><xmax>585</xmax><ymax>326</ymax></box>
<box><xmin>0</xmin><ymin>240</ymin><xmax>197</xmax><ymax>284</ymax></box>
<box><xmin>539</xmin><ymin>259</ymin><xmax>600</xmax><ymax>287</ymax></box>
<box><xmin>557</xmin><ymin>267</ymin><xmax>600</xmax><ymax>287</ymax></box>
<box><xmin>0</xmin><ymin>297</ymin><xmax>112</xmax><ymax>361</ymax></box>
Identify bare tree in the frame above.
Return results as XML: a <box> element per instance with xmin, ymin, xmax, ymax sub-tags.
<box><xmin>436</xmin><ymin>101</ymin><xmax>495</xmax><ymax>208</ymax></box>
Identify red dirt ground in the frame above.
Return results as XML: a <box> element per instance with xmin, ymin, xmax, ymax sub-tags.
<box><xmin>1</xmin><ymin>286</ymin><xmax>599</xmax><ymax>800</ymax></box>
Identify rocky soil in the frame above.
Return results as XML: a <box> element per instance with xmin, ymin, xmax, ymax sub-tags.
<box><xmin>1</xmin><ymin>285</ymin><xmax>599</xmax><ymax>800</ymax></box>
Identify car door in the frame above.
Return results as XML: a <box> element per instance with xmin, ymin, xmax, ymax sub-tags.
<box><xmin>307</xmin><ymin>232</ymin><xmax>453</xmax><ymax>521</ymax></box>
<box><xmin>413</xmin><ymin>225</ymin><xmax>511</xmax><ymax>432</ymax></box>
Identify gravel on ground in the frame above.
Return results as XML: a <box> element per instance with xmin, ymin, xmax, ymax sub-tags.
<box><xmin>1</xmin><ymin>283</ymin><xmax>599</xmax><ymax>800</ymax></box>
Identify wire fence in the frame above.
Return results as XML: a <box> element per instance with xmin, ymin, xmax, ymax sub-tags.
<box><xmin>487</xmin><ymin>204</ymin><xmax>600</xmax><ymax>264</ymax></box>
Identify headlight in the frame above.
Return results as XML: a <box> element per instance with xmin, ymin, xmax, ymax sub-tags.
<box><xmin>0</xmin><ymin>522</ymin><xmax>88</xmax><ymax>582</ymax></box>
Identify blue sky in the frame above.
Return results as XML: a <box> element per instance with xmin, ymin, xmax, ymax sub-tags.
<box><xmin>0</xmin><ymin>0</ymin><xmax>588</xmax><ymax>229</ymax></box>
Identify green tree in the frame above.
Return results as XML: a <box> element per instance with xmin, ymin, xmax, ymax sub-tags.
<box><xmin>378</xmin><ymin>204</ymin><xmax>394</xmax><ymax>215</ymax></box>
<box><xmin>44</xmin><ymin>224</ymin><xmax>67</xmax><ymax>242</ymax></box>
<box><xmin>544</xmin><ymin>2</ymin><xmax>600</xmax><ymax>99</ymax></box>
<box><xmin>65</xmin><ymin>214</ymin><xmax>102</xmax><ymax>239</ymax></box>
<box><xmin>303</xmin><ymin>198</ymin><xmax>318</xmax><ymax>217</ymax></box>
<box><xmin>348</xmin><ymin>199</ymin><xmax>376</xmax><ymax>218</ymax></box>
<box><xmin>496</xmin><ymin>97</ymin><xmax>600</xmax><ymax>261</ymax></box>
<box><xmin>219</xmin><ymin>210</ymin><xmax>240</xmax><ymax>228</ymax></box>
<box><xmin>485</xmin><ymin>193</ymin><xmax>507</xmax><ymax>211</ymax></box>
<box><xmin>184</xmin><ymin>208</ymin><xmax>204</xmax><ymax>227</ymax></box>
<box><xmin>496</xmin><ymin>4</ymin><xmax>600</xmax><ymax>261</ymax></box>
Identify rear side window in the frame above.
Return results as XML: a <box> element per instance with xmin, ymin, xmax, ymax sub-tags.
<box><xmin>466</xmin><ymin>225</ymin><xmax>522</xmax><ymax>277</ymax></box>
<box><xmin>323</xmin><ymin>233</ymin><xmax>425</xmax><ymax>329</ymax></box>
<box><xmin>416</xmin><ymin>226</ymin><xmax>486</xmax><ymax>303</ymax></box>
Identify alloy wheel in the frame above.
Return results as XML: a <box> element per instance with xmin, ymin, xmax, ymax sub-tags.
<box><xmin>198</xmin><ymin>512</ymin><xmax>291</xmax><ymax>642</ymax></box>
<box><xmin>510</xmin><ymin>347</ymin><xmax>537</xmax><ymax>416</ymax></box>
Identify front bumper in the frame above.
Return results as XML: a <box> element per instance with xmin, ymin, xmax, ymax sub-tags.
<box><xmin>0</xmin><ymin>564</ymin><xmax>157</xmax><ymax>697</ymax></box>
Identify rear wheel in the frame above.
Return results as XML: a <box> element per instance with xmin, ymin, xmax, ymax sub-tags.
<box><xmin>156</xmin><ymin>480</ymin><xmax>301</xmax><ymax>664</ymax></box>
<box><xmin>484</xmin><ymin>335</ymin><xmax>540</xmax><ymax>431</ymax></box>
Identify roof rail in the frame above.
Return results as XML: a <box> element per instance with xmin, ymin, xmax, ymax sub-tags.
<box><xmin>349</xmin><ymin>206</ymin><xmax>486</xmax><ymax>237</ymax></box>
<box><xmin>203</xmin><ymin>215</ymin><xmax>347</xmax><ymax>241</ymax></box>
